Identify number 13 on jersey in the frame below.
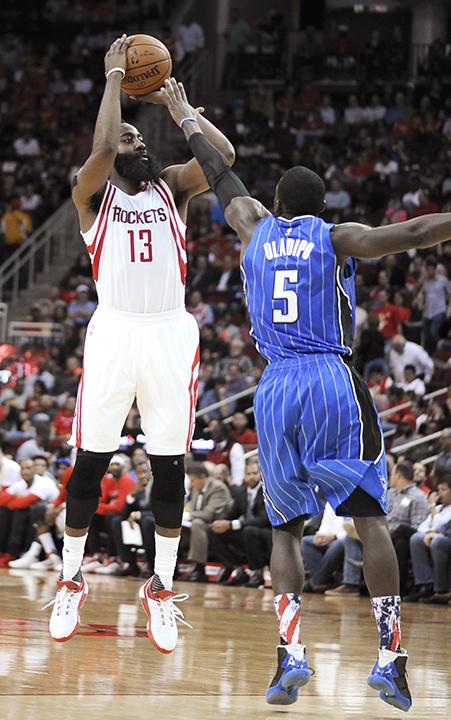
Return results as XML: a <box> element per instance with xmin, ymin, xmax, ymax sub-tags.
<box><xmin>128</xmin><ymin>229</ymin><xmax>153</xmax><ymax>263</ymax></box>
<box><xmin>273</xmin><ymin>269</ymin><xmax>299</xmax><ymax>323</ymax></box>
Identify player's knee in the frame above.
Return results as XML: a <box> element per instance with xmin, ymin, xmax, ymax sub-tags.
<box><xmin>149</xmin><ymin>454</ymin><xmax>185</xmax><ymax>528</ymax></box>
<box><xmin>67</xmin><ymin>449</ymin><xmax>114</xmax><ymax>500</ymax></box>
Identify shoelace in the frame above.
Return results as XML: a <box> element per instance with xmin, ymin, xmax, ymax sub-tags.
<box><xmin>157</xmin><ymin>593</ymin><xmax>192</xmax><ymax>630</ymax></box>
<box><xmin>42</xmin><ymin>586</ymin><xmax>79</xmax><ymax>615</ymax></box>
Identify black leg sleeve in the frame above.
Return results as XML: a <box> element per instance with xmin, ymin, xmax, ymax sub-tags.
<box><xmin>66</xmin><ymin>449</ymin><xmax>114</xmax><ymax>530</ymax></box>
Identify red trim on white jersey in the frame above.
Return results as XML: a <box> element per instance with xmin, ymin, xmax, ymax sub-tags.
<box><xmin>91</xmin><ymin>187</ymin><xmax>116</xmax><ymax>281</ymax></box>
<box><xmin>158</xmin><ymin>179</ymin><xmax>187</xmax><ymax>249</ymax></box>
<box><xmin>75</xmin><ymin>367</ymin><xmax>85</xmax><ymax>448</ymax></box>
<box><xmin>86</xmin><ymin>182</ymin><xmax>113</xmax><ymax>255</ymax></box>
<box><xmin>186</xmin><ymin>345</ymin><xmax>200</xmax><ymax>451</ymax></box>
<box><xmin>153</xmin><ymin>184</ymin><xmax>187</xmax><ymax>285</ymax></box>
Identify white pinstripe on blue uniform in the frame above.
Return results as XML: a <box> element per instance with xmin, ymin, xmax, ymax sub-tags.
<box><xmin>241</xmin><ymin>215</ymin><xmax>387</xmax><ymax>526</ymax></box>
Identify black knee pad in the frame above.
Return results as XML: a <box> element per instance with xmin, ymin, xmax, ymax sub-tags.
<box><xmin>149</xmin><ymin>454</ymin><xmax>185</xmax><ymax>529</ymax></box>
<box><xmin>66</xmin><ymin>449</ymin><xmax>114</xmax><ymax>530</ymax></box>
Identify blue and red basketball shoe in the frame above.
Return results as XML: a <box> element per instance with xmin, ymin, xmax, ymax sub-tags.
<box><xmin>266</xmin><ymin>643</ymin><xmax>313</xmax><ymax>705</ymax></box>
<box><xmin>367</xmin><ymin>648</ymin><xmax>412</xmax><ymax>712</ymax></box>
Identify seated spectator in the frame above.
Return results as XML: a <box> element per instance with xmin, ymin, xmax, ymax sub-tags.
<box><xmin>324</xmin><ymin>177</ymin><xmax>351</xmax><ymax>214</ymax></box>
<box><xmin>301</xmin><ymin>503</ymin><xmax>346</xmax><ymax>593</ymax></box>
<box><xmin>52</xmin><ymin>396</ymin><xmax>76</xmax><ymax>440</ymax></box>
<box><xmin>211</xmin><ymin>463</ymin><xmax>233</xmax><ymax>487</ymax></box>
<box><xmin>319</xmin><ymin>95</ymin><xmax>336</xmax><ymax>125</ymax></box>
<box><xmin>373</xmin><ymin>289</ymin><xmax>402</xmax><ymax>342</ymax></box>
<box><xmin>0</xmin><ymin>442</ymin><xmax>21</xmax><ymax>489</ymax></box>
<box><xmin>325</xmin><ymin>521</ymin><xmax>363</xmax><ymax>596</ymax></box>
<box><xmin>386</xmin><ymin>461</ymin><xmax>429</xmax><ymax>595</ymax></box>
<box><xmin>206</xmin><ymin>420</ymin><xmax>245</xmax><ymax>486</ymax></box>
<box><xmin>0</xmin><ymin>198</ymin><xmax>33</xmax><ymax>262</ymax></box>
<box><xmin>183</xmin><ymin>461</ymin><xmax>232</xmax><ymax>582</ymax></box>
<box><xmin>199</xmin><ymin>377</ymin><xmax>237</xmax><ymax>422</ymax></box>
<box><xmin>187</xmin><ymin>290</ymin><xmax>214</xmax><ymax>327</ymax></box>
<box><xmin>110</xmin><ymin>460</ymin><xmax>155</xmax><ymax>577</ymax></box>
<box><xmin>389</xmin><ymin>334</ymin><xmax>434</xmax><ymax>384</ymax></box>
<box><xmin>67</xmin><ymin>284</ymin><xmax>96</xmax><ymax>327</ymax></box>
<box><xmin>421</xmin><ymin>256</ymin><xmax>450</xmax><ymax>354</ymax></box>
<box><xmin>0</xmin><ymin>458</ymin><xmax>58</xmax><ymax>566</ymax></box>
<box><xmin>399</xmin><ymin>364</ymin><xmax>426</xmax><ymax>397</ymax></box>
<box><xmin>209</xmin><ymin>460</ymin><xmax>270</xmax><ymax>588</ymax></box>
<box><xmin>357</xmin><ymin>314</ymin><xmax>386</xmax><ymax>379</ymax></box>
<box><xmin>391</xmin><ymin>414</ymin><xmax>419</xmax><ymax>449</ymax></box>
<box><xmin>188</xmin><ymin>254</ymin><xmax>218</xmax><ymax>294</ymax></box>
<box><xmin>433</xmin><ymin>429</ymin><xmax>451</xmax><ymax>485</ymax></box>
<box><xmin>366</xmin><ymin>364</ymin><xmax>393</xmax><ymax>411</ymax></box>
<box><xmin>230</xmin><ymin>412</ymin><xmax>257</xmax><ymax>446</ymax></box>
<box><xmin>344</xmin><ymin>95</ymin><xmax>364</xmax><ymax>124</ymax></box>
<box><xmin>405</xmin><ymin>476</ymin><xmax>451</xmax><ymax>603</ymax></box>
<box><xmin>214</xmin><ymin>254</ymin><xmax>241</xmax><ymax>294</ymax></box>
<box><xmin>16</xmin><ymin>426</ymin><xmax>50</xmax><ymax>462</ymax></box>
<box><xmin>84</xmin><ymin>456</ymin><xmax>135</xmax><ymax>571</ymax></box>
<box><xmin>413</xmin><ymin>462</ymin><xmax>432</xmax><ymax>495</ymax></box>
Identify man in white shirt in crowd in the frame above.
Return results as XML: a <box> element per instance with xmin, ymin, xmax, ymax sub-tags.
<box><xmin>344</xmin><ymin>95</ymin><xmax>365</xmax><ymax>125</ymax></box>
<box><xmin>0</xmin><ymin>457</ymin><xmax>58</xmax><ymax>565</ymax></box>
<box><xmin>324</xmin><ymin>177</ymin><xmax>351</xmax><ymax>214</ymax></box>
<box><xmin>176</xmin><ymin>20</ymin><xmax>204</xmax><ymax>58</ymax></box>
<box><xmin>301</xmin><ymin>503</ymin><xmax>346</xmax><ymax>592</ymax></box>
<box><xmin>389</xmin><ymin>334</ymin><xmax>434</xmax><ymax>384</ymax></box>
<box><xmin>421</xmin><ymin>256</ymin><xmax>450</xmax><ymax>353</ymax></box>
<box><xmin>405</xmin><ymin>476</ymin><xmax>451</xmax><ymax>604</ymax></box>
<box><xmin>0</xmin><ymin>442</ymin><xmax>21</xmax><ymax>489</ymax></box>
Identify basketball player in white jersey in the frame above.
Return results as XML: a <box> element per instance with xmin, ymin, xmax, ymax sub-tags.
<box><xmin>45</xmin><ymin>35</ymin><xmax>235</xmax><ymax>653</ymax></box>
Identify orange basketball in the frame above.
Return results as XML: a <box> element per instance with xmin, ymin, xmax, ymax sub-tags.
<box><xmin>121</xmin><ymin>34</ymin><xmax>172</xmax><ymax>96</ymax></box>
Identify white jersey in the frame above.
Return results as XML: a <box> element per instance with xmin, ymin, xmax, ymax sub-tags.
<box><xmin>81</xmin><ymin>178</ymin><xmax>187</xmax><ymax>314</ymax></box>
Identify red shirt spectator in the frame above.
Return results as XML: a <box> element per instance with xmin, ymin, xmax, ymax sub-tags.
<box><xmin>96</xmin><ymin>457</ymin><xmax>135</xmax><ymax>515</ymax></box>
<box><xmin>52</xmin><ymin>397</ymin><xmax>76</xmax><ymax>437</ymax></box>
<box><xmin>374</xmin><ymin>290</ymin><xmax>401</xmax><ymax>338</ymax></box>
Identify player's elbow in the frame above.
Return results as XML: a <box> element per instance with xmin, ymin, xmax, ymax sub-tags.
<box><xmin>222</xmin><ymin>142</ymin><xmax>236</xmax><ymax>167</ymax></box>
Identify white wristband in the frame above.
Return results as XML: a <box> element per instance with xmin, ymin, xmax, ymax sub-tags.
<box><xmin>179</xmin><ymin>116</ymin><xmax>197</xmax><ymax>129</ymax></box>
<box><xmin>106</xmin><ymin>67</ymin><xmax>125</xmax><ymax>79</ymax></box>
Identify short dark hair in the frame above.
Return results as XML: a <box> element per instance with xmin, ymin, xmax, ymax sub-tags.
<box><xmin>276</xmin><ymin>166</ymin><xmax>325</xmax><ymax>216</ymax></box>
<box><xmin>395</xmin><ymin>460</ymin><xmax>413</xmax><ymax>483</ymax></box>
<box><xmin>186</xmin><ymin>461</ymin><xmax>209</xmax><ymax>478</ymax></box>
<box><xmin>32</xmin><ymin>454</ymin><xmax>48</xmax><ymax>466</ymax></box>
<box><xmin>404</xmin><ymin>364</ymin><xmax>416</xmax><ymax>373</ymax></box>
<box><xmin>425</xmin><ymin>256</ymin><xmax>437</xmax><ymax>268</ymax></box>
<box><xmin>437</xmin><ymin>475</ymin><xmax>451</xmax><ymax>490</ymax></box>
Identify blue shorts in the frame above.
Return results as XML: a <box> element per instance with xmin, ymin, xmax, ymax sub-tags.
<box><xmin>253</xmin><ymin>354</ymin><xmax>388</xmax><ymax>526</ymax></box>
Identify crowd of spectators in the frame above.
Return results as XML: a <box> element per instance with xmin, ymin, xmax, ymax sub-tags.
<box><xmin>1</xmin><ymin>5</ymin><xmax>451</xmax><ymax>599</ymax></box>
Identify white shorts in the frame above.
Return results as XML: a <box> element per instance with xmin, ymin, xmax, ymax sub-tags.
<box><xmin>69</xmin><ymin>305</ymin><xmax>200</xmax><ymax>455</ymax></box>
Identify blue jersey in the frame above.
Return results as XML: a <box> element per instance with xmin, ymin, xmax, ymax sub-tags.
<box><xmin>241</xmin><ymin>214</ymin><xmax>356</xmax><ymax>362</ymax></box>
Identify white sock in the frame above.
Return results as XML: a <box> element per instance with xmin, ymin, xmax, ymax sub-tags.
<box><xmin>28</xmin><ymin>541</ymin><xmax>41</xmax><ymax>558</ymax></box>
<box><xmin>154</xmin><ymin>533</ymin><xmax>180</xmax><ymax>590</ymax></box>
<box><xmin>39</xmin><ymin>532</ymin><xmax>57</xmax><ymax>556</ymax></box>
<box><xmin>62</xmin><ymin>533</ymin><xmax>87</xmax><ymax>580</ymax></box>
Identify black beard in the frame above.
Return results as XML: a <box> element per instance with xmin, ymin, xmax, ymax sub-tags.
<box><xmin>114</xmin><ymin>152</ymin><xmax>161</xmax><ymax>184</ymax></box>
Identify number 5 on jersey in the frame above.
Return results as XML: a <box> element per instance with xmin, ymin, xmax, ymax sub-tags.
<box><xmin>128</xmin><ymin>229</ymin><xmax>153</xmax><ymax>263</ymax></box>
<box><xmin>273</xmin><ymin>269</ymin><xmax>299</xmax><ymax>323</ymax></box>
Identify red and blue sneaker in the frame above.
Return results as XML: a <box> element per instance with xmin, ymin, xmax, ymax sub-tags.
<box><xmin>367</xmin><ymin>648</ymin><xmax>412</xmax><ymax>712</ymax></box>
<box><xmin>266</xmin><ymin>643</ymin><xmax>313</xmax><ymax>705</ymax></box>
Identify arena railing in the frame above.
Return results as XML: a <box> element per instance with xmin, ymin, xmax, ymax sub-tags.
<box><xmin>378</xmin><ymin>387</ymin><xmax>449</xmax><ymax>420</ymax></box>
<box><xmin>195</xmin><ymin>385</ymin><xmax>256</xmax><ymax>419</ymax></box>
<box><xmin>0</xmin><ymin>302</ymin><xmax>7</xmax><ymax>343</ymax></box>
<box><xmin>8</xmin><ymin>321</ymin><xmax>64</xmax><ymax>345</ymax></box>
<box><xmin>390</xmin><ymin>431</ymin><xmax>442</xmax><ymax>456</ymax></box>
<box><xmin>0</xmin><ymin>200</ymin><xmax>78</xmax><ymax>306</ymax></box>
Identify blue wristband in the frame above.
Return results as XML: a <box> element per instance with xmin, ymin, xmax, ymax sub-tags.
<box><xmin>179</xmin><ymin>116</ymin><xmax>197</xmax><ymax>129</ymax></box>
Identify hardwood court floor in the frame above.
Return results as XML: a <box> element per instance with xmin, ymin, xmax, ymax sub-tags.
<box><xmin>0</xmin><ymin>568</ymin><xmax>449</xmax><ymax>720</ymax></box>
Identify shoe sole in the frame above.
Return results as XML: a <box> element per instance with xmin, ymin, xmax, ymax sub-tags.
<box><xmin>266</xmin><ymin>668</ymin><xmax>312</xmax><ymax>705</ymax></box>
<box><xmin>139</xmin><ymin>581</ymin><xmax>174</xmax><ymax>655</ymax></box>
<box><xmin>367</xmin><ymin>676</ymin><xmax>411</xmax><ymax>712</ymax></box>
<box><xmin>50</xmin><ymin>581</ymin><xmax>89</xmax><ymax>643</ymax></box>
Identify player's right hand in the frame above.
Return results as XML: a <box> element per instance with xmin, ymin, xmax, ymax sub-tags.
<box><xmin>104</xmin><ymin>34</ymin><xmax>133</xmax><ymax>78</ymax></box>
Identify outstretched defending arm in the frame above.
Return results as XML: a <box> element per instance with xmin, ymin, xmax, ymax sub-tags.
<box><xmin>332</xmin><ymin>214</ymin><xmax>451</xmax><ymax>263</ymax></box>
<box><xmin>159</xmin><ymin>78</ymin><xmax>269</xmax><ymax>249</ymax></box>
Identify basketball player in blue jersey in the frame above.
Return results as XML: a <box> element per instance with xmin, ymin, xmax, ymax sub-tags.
<box><xmin>159</xmin><ymin>79</ymin><xmax>451</xmax><ymax>712</ymax></box>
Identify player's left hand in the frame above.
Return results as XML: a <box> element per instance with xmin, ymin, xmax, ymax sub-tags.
<box><xmin>156</xmin><ymin>77</ymin><xmax>199</xmax><ymax>127</ymax></box>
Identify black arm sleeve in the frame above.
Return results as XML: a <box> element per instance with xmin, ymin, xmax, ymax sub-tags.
<box><xmin>188</xmin><ymin>132</ymin><xmax>250</xmax><ymax>211</ymax></box>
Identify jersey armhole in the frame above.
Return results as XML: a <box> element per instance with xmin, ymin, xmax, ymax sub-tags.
<box><xmin>80</xmin><ymin>180</ymin><xmax>113</xmax><ymax>249</ymax></box>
